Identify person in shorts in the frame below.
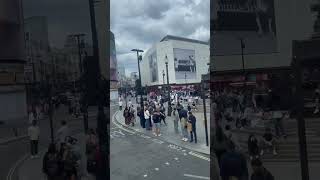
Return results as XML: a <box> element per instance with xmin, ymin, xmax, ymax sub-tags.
<box><xmin>152</xmin><ymin>108</ymin><xmax>162</xmax><ymax>136</ymax></box>
<box><xmin>260</xmin><ymin>128</ymin><xmax>277</xmax><ymax>156</ymax></box>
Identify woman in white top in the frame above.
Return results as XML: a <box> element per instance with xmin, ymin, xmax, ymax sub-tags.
<box><xmin>144</xmin><ymin>107</ymin><xmax>151</xmax><ymax>130</ymax></box>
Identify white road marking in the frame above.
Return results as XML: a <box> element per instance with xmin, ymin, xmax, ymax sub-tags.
<box><xmin>183</xmin><ymin>174</ymin><xmax>210</xmax><ymax>179</ymax></box>
<box><xmin>112</xmin><ymin>112</ymin><xmax>136</xmax><ymax>134</ymax></box>
<box><xmin>168</xmin><ymin>144</ymin><xmax>183</xmax><ymax>151</ymax></box>
<box><xmin>139</xmin><ymin>134</ymin><xmax>151</xmax><ymax>139</ymax></box>
<box><xmin>152</xmin><ymin>139</ymin><xmax>164</xmax><ymax>144</ymax></box>
<box><xmin>188</xmin><ymin>151</ymin><xmax>210</xmax><ymax>161</ymax></box>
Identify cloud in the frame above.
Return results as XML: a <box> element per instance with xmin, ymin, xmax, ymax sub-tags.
<box><xmin>111</xmin><ymin>0</ymin><xmax>210</xmax><ymax>75</ymax></box>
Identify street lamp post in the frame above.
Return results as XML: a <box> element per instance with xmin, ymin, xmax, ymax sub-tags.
<box><xmin>71</xmin><ymin>33</ymin><xmax>86</xmax><ymax>74</ymax></box>
<box><xmin>162</xmin><ymin>70</ymin><xmax>165</xmax><ymax>85</ymax></box>
<box><xmin>165</xmin><ymin>55</ymin><xmax>172</xmax><ymax>116</ymax></box>
<box><xmin>88</xmin><ymin>0</ymin><xmax>108</xmax><ymax>179</ymax></box>
<box><xmin>240</xmin><ymin>38</ymin><xmax>246</xmax><ymax>84</ymax></box>
<box><xmin>201</xmin><ymin>79</ymin><xmax>209</xmax><ymax>146</ymax></box>
<box><xmin>131</xmin><ymin>49</ymin><xmax>144</xmax><ymax>108</ymax></box>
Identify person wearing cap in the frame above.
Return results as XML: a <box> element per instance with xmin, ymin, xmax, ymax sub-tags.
<box><xmin>251</xmin><ymin>158</ymin><xmax>274</xmax><ymax>180</ymax></box>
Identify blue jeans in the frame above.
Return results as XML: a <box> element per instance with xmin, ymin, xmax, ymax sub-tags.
<box><xmin>181</xmin><ymin>124</ymin><xmax>188</xmax><ymax>138</ymax></box>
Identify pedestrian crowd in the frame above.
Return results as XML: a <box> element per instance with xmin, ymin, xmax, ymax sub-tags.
<box><xmin>211</xmin><ymin>84</ymin><xmax>294</xmax><ymax>180</ymax></box>
<box><xmin>119</xmin><ymin>92</ymin><xmax>200</xmax><ymax>144</ymax></box>
<box><xmin>26</xmin><ymin>117</ymin><xmax>100</xmax><ymax>180</ymax></box>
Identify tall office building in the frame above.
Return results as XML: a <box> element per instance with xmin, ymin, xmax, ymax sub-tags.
<box><xmin>0</xmin><ymin>0</ymin><xmax>28</xmax><ymax>125</ymax></box>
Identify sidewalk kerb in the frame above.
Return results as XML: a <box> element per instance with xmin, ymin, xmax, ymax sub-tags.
<box><xmin>112</xmin><ymin>110</ymin><xmax>210</xmax><ymax>156</ymax></box>
<box><xmin>0</xmin><ymin>135</ymin><xmax>28</xmax><ymax>145</ymax></box>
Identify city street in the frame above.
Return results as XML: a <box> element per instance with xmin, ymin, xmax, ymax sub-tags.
<box><xmin>2</xmin><ymin>105</ymin><xmax>97</xmax><ymax>180</ymax></box>
<box><xmin>110</xmin><ymin>103</ymin><xmax>210</xmax><ymax>180</ymax></box>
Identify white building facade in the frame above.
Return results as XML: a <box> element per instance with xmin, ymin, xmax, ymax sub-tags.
<box><xmin>212</xmin><ymin>0</ymin><xmax>315</xmax><ymax>72</ymax></box>
<box><xmin>141</xmin><ymin>35</ymin><xmax>210</xmax><ymax>87</ymax></box>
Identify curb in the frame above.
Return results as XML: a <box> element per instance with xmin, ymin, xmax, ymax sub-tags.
<box><xmin>0</xmin><ymin>135</ymin><xmax>28</xmax><ymax>145</ymax></box>
<box><xmin>10</xmin><ymin>132</ymin><xmax>86</xmax><ymax>180</ymax></box>
<box><xmin>112</xmin><ymin>111</ymin><xmax>210</xmax><ymax>156</ymax></box>
<box><xmin>0</xmin><ymin>111</ymin><xmax>97</xmax><ymax>145</ymax></box>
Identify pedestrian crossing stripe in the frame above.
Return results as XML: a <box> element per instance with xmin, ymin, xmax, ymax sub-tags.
<box><xmin>188</xmin><ymin>151</ymin><xmax>210</xmax><ymax>161</ymax></box>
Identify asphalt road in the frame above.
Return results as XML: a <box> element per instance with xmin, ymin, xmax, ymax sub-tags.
<box><xmin>110</xmin><ymin>105</ymin><xmax>210</xmax><ymax>180</ymax></box>
<box><xmin>2</xmin><ymin>105</ymin><xmax>97</xmax><ymax>180</ymax></box>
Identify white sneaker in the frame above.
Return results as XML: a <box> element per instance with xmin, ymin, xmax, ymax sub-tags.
<box><xmin>184</xmin><ymin>138</ymin><xmax>188</xmax><ymax>142</ymax></box>
<box><xmin>260</xmin><ymin>150</ymin><xmax>264</xmax><ymax>156</ymax></box>
<box><xmin>273</xmin><ymin>150</ymin><xmax>278</xmax><ymax>155</ymax></box>
<box><xmin>158</xmin><ymin>134</ymin><xmax>161</xmax><ymax>136</ymax></box>
<box><xmin>153</xmin><ymin>133</ymin><xmax>157</xmax><ymax>136</ymax></box>
<box><xmin>249</xmin><ymin>156</ymin><xmax>253</xmax><ymax>160</ymax></box>
<box><xmin>182</xmin><ymin>138</ymin><xmax>185</xmax><ymax>141</ymax></box>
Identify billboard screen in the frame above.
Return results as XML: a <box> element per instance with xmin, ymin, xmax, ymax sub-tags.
<box><xmin>148</xmin><ymin>51</ymin><xmax>158</xmax><ymax>82</ymax></box>
<box><xmin>173</xmin><ymin>48</ymin><xmax>196</xmax><ymax>80</ymax></box>
<box><xmin>212</xmin><ymin>0</ymin><xmax>278</xmax><ymax>55</ymax></box>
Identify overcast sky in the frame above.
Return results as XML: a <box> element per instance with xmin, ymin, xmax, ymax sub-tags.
<box><xmin>23</xmin><ymin>0</ymin><xmax>92</xmax><ymax>48</ymax></box>
<box><xmin>111</xmin><ymin>0</ymin><xmax>210</xmax><ymax>76</ymax></box>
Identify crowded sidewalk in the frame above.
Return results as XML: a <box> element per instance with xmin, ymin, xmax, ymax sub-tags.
<box><xmin>115</xmin><ymin>101</ymin><xmax>210</xmax><ymax>155</ymax></box>
<box><xmin>17</xmin><ymin>133</ymin><xmax>95</xmax><ymax>180</ymax></box>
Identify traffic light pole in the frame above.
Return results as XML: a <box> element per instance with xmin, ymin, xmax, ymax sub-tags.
<box><xmin>88</xmin><ymin>0</ymin><xmax>108</xmax><ymax>179</ymax></box>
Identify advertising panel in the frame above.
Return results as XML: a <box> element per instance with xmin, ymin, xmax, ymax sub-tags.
<box><xmin>173</xmin><ymin>48</ymin><xmax>196</xmax><ymax>80</ymax></box>
<box><xmin>212</xmin><ymin>0</ymin><xmax>278</xmax><ymax>55</ymax></box>
<box><xmin>148</xmin><ymin>51</ymin><xmax>158</xmax><ymax>82</ymax></box>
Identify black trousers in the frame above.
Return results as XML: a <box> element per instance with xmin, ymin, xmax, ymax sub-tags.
<box><xmin>30</xmin><ymin>140</ymin><xmax>38</xmax><ymax>155</ymax></box>
<box><xmin>190</xmin><ymin>126</ymin><xmax>197</xmax><ymax>143</ymax></box>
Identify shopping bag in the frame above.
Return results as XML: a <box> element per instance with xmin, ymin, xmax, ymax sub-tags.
<box><xmin>187</xmin><ymin>122</ymin><xmax>193</xmax><ymax>132</ymax></box>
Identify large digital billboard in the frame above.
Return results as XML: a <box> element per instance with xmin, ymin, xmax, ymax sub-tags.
<box><xmin>212</xmin><ymin>0</ymin><xmax>278</xmax><ymax>55</ymax></box>
<box><xmin>173</xmin><ymin>48</ymin><xmax>196</xmax><ymax>80</ymax></box>
<box><xmin>148</xmin><ymin>51</ymin><xmax>158</xmax><ymax>82</ymax></box>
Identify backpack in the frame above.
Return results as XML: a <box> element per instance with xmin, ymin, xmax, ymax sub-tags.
<box><xmin>45</xmin><ymin>153</ymin><xmax>60</xmax><ymax>176</ymax></box>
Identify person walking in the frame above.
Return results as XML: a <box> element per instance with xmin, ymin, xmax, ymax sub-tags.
<box><xmin>213</xmin><ymin>126</ymin><xmax>228</xmax><ymax>168</ymax></box>
<box><xmin>137</xmin><ymin>106</ymin><xmax>145</xmax><ymax>128</ymax></box>
<box><xmin>119</xmin><ymin>99</ymin><xmax>123</xmax><ymax>111</ymax></box>
<box><xmin>220</xmin><ymin>143</ymin><xmax>249</xmax><ymax>180</ymax></box>
<box><xmin>160</xmin><ymin>103</ymin><xmax>167</xmax><ymax>126</ymax></box>
<box><xmin>86</xmin><ymin>129</ymin><xmax>98</xmax><ymax>175</ymax></box>
<box><xmin>188</xmin><ymin>111</ymin><xmax>197</xmax><ymax>143</ymax></box>
<box><xmin>43</xmin><ymin>143</ymin><xmax>61</xmax><ymax>180</ymax></box>
<box><xmin>248</xmin><ymin>134</ymin><xmax>260</xmax><ymax>160</ymax></box>
<box><xmin>129</xmin><ymin>105</ymin><xmax>136</xmax><ymax>126</ymax></box>
<box><xmin>250</xmin><ymin>159</ymin><xmax>274</xmax><ymax>180</ymax></box>
<box><xmin>273</xmin><ymin>111</ymin><xmax>287</xmax><ymax>138</ymax></box>
<box><xmin>144</xmin><ymin>106</ymin><xmax>152</xmax><ymax>131</ymax></box>
<box><xmin>152</xmin><ymin>108</ymin><xmax>161</xmax><ymax>136</ymax></box>
<box><xmin>260</xmin><ymin>128</ymin><xmax>278</xmax><ymax>156</ymax></box>
<box><xmin>173</xmin><ymin>108</ymin><xmax>179</xmax><ymax>134</ymax></box>
<box><xmin>123</xmin><ymin>107</ymin><xmax>130</xmax><ymax>125</ymax></box>
<box><xmin>187</xmin><ymin>103</ymin><xmax>192</xmax><ymax>112</ymax></box>
<box><xmin>28</xmin><ymin>110</ymin><xmax>36</xmax><ymax>125</ymax></box>
<box><xmin>28</xmin><ymin>120</ymin><xmax>40</xmax><ymax>158</ymax></box>
<box><xmin>59</xmin><ymin>143</ymin><xmax>78</xmax><ymax>180</ymax></box>
<box><xmin>56</xmin><ymin>120</ymin><xmax>70</xmax><ymax>150</ymax></box>
<box><xmin>179</xmin><ymin>107</ymin><xmax>189</xmax><ymax>142</ymax></box>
